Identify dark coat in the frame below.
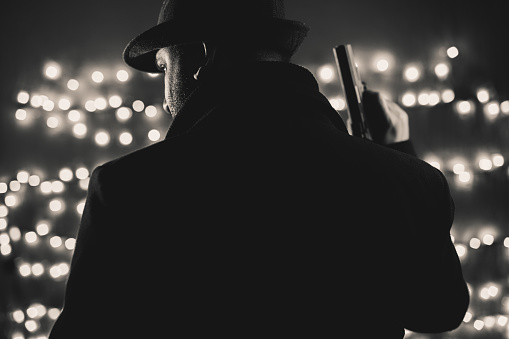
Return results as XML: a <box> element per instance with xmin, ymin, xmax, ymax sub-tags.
<box><xmin>49</xmin><ymin>62</ymin><xmax>469</xmax><ymax>338</ymax></box>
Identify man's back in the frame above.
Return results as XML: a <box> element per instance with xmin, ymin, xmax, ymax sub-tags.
<box><xmin>50</xmin><ymin>62</ymin><xmax>468</xmax><ymax>338</ymax></box>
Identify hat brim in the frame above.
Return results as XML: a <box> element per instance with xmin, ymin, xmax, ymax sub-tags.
<box><xmin>123</xmin><ymin>18</ymin><xmax>309</xmax><ymax>73</ymax></box>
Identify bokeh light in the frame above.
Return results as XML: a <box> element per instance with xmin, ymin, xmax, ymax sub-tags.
<box><xmin>132</xmin><ymin>100</ymin><xmax>145</xmax><ymax>112</ymax></box>
<box><xmin>67</xmin><ymin>79</ymin><xmax>80</xmax><ymax>91</ymax></box>
<box><xmin>119</xmin><ymin>132</ymin><xmax>133</xmax><ymax>146</ymax></box>
<box><xmin>317</xmin><ymin>64</ymin><xmax>336</xmax><ymax>83</ymax></box>
<box><xmin>91</xmin><ymin>71</ymin><xmax>104</xmax><ymax>83</ymax></box>
<box><xmin>17</xmin><ymin>91</ymin><xmax>30</xmax><ymax>104</ymax></box>
<box><xmin>116</xmin><ymin>70</ymin><xmax>129</xmax><ymax>82</ymax></box>
<box><xmin>403</xmin><ymin>65</ymin><xmax>421</xmax><ymax>82</ymax></box>
<box><xmin>95</xmin><ymin>130</ymin><xmax>111</xmax><ymax>146</ymax></box>
<box><xmin>148</xmin><ymin>129</ymin><xmax>161</xmax><ymax>142</ymax></box>
<box><xmin>44</xmin><ymin>62</ymin><xmax>61</xmax><ymax>80</ymax></box>
<box><xmin>447</xmin><ymin>46</ymin><xmax>459</xmax><ymax>58</ymax></box>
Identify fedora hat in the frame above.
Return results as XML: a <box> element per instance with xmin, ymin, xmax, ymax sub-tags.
<box><xmin>123</xmin><ymin>0</ymin><xmax>310</xmax><ymax>73</ymax></box>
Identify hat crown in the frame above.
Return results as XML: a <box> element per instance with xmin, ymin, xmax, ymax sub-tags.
<box><xmin>157</xmin><ymin>0</ymin><xmax>286</xmax><ymax>25</ymax></box>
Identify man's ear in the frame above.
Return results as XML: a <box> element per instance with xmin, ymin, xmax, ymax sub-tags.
<box><xmin>194</xmin><ymin>41</ymin><xmax>218</xmax><ymax>81</ymax></box>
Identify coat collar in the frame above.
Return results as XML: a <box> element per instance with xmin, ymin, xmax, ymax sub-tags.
<box><xmin>165</xmin><ymin>61</ymin><xmax>347</xmax><ymax>139</ymax></box>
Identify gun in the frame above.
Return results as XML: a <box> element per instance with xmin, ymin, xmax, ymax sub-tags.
<box><xmin>333</xmin><ymin>44</ymin><xmax>371</xmax><ymax>139</ymax></box>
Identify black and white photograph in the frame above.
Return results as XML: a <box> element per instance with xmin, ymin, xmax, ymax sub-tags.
<box><xmin>0</xmin><ymin>1</ymin><xmax>507</xmax><ymax>338</ymax></box>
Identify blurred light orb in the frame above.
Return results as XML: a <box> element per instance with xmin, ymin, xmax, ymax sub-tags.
<box><xmin>9</xmin><ymin>181</ymin><xmax>21</xmax><ymax>192</ymax></box>
<box><xmin>116</xmin><ymin>70</ymin><xmax>129</xmax><ymax>82</ymax></box>
<box><xmin>116</xmin><ymin>107</ymin><xmax>132</xmax><ymax>121</ymax></box>
<box><xmin>75</xmin><ymin>167</ymin><xmax>89</xmax><ymax>179</ymax></box>
<box><xmin>145</xmin><ymin>105</ymin><xmax>158</xmax><ymax>117</ymax></box>
<box><xmin>428</xmin><ymin>91</ymin><xmax>440</xmax><ymax>106</ymax></box>
<box><xmin>318</xmin><ymin>65</ymin><xmax>335</xmax><ymax>83</ymax></box>
<box><xmin>46</xmin><ymin>116</ymin><xmax>59</xmax><ymax>129</ymax></box>
<box><xmin>59</xmin><ymin>168</ymin><xmax>73</xmax><ymax>182</ymax></box>
<box><xmin>109</xmin><ymin>95</ymin><xmax>123</xmax><ymax>108</ymax></box>
<box><xmin>9</xmin><ymin>227</ymin><xmax>21</xmax><ymax>242</ymax></box>
<box><xmin>479</xmin><ymin>158</ymin><xmax>493</xmax><ymax>171</ymax></box>
<box><xmin>119</xmin><ymin>132</ymin><xmax>133</xmax><ymax>145</ymax></box>
<box><xmin>40</xmin><ymin>181</ymin><xmax>52</xmax><ymax>194</ymax></box>
<box><xmin>0</xmin><ymin>205</ymin><xmax>8</xmax><ymax>217</ymax></box>
<box><xmin>434</xmin><ymin>63</ymin><xmax>449</xmax><ymax>79</ymax></box>
<box><xmin>417</xmin><ymin>92</ymin><xmax>429</xmax><ymax>106</ymax></box>
<box><xmin>67</xmin><ymin>79</ymin><xmax>80</xmax><ymax>91</ymax></box>
<box><xmin>403</xmin><ymin>66</ymin><xmax>420</xmax><ymax>82</ymax></box>
<box><xmin>17</xmin><ymin>171</ymin><xmax>29</xmax><ymax>183</ymax></box>
<box><xmin>42</xmin><ymin>100</ymin><xmax>55</xmax><ymax>112</ymax></box>
<box><xmin>12</xmin><ymin>310</ymin><xmax>25</xmax><ymax>323</ymax></box>
<box><xmin>447</xmin><ymin>46</ymin><xmax>459</xmax><ymax>58</ymax></box>
<box><xmin>0</xmin><ymin>218</ymin><xmax>7</xmax><ymax>230</ymax></box>
<box><xmin>456</xmin><ymin>101</ymin><xmax>473</xmax><ymax>115</ymax></box>
<box><xmin>484</xmin><ymin>102</ymin><xmax>500</xmax><ymax>119</ymax></box>
<box><xmin>15</xmin><ymin>109</ymin><xmax>27</xmax><ymax>121</ymax></box>
<box><xmin>25</xmin><ymin>319</ymin><xmax>39</xmax><ymax>332</ymax></box>
<box><xmin>441</xmin><ymin>89</ymin><xmax>455</xmax><ymax>103</ymax></box>
<box><xmin>28</xmin><ymin>175</ymin><xmax>41</xmax><ymax>187</ymax></box>
<box><xmin>85</xmin><ymin>100</ymin><xmax>97</xmax><ymax>112</ymax></box>
<box><xmin>1</xmin><ymin>243</ymin><xmax>11</xmax><ymax>256</ymax></box>
<box><xmin>19</xmin><ymin>263</ymin><xmax>31</xmax><ymax>276</ymax></box>
<box><xmin>95</xmin><ymin>130</ymin><xmax>111</xmax><ymax>146</ymax></box>
<box><xmin>453</xmin><ymin>163</ymin><xmax>465</xmax><ymax>174</ymax></box>
<box><xmin>58</xmin><ymin>98</ymin><xmax>71</xmax><ymax>110</ymax></box>
<box><xmin>482</xmin><ymin>234</ymin><xmax>494</xmax><ymax>245</ymax></box>
<box><xmin>455</xmin><ymin>244</ymin><xmax>466</xmax><ymax>258</ymax></box>
<box><xmin>51</xmin><ymin>180</ymin><xmax>64</xmax><ymax>193</ymax></box>
<box><xmin>473</xmin><ymin>320</ymin><xmax>484</xmax><ymax>331</ymax></box>
<box><xmin>463</xmin><ymin>312</ymin><xmax>473</xmax><ymax>323</ymax></box>
<box><xmin>0</xmin><ymin>183</ymin><xmax>6</xmax><ymax>194</ymax></box>
<box><xmin>17</xmin><ymin>91</ymin><xmax>30</xmax><ymax>104</ymax></box>
<box><xmin>492</xmin><ymin>154</ymin><xmax>504</xmax><ymax>167</ymax></box>
<box><xmin>148</xmin><ymin>129</ymin><xmax>161</xmax><ymax>141</ymax></box>
<box><xmin>49</xmin><ymin>199</ymin><xmax>63</xmax><ymax>212</ymax></box>
<box><xmin>0</xmin><ymin>233</ymin><xmax>9</xmax><ymax>246</ymax></box>
<box><xmin>477</xmin><ymin>88</ymin><xmax>490</xmax><ymax>103</ymax></box>
<box><xmin>330</xmin><ymin>97</ymin><xmax>346</xmax><ymax>111</ymax></box>
<box><xmin>50</xmin><ymin>236</ymin><xmax>62</xmax><ymax>248</ymax></box>
<box><xmin>469</xmin><ymin>237</ymin><xmax>481</xmax><ymax>249</ymax></box>
<box><xmin>480</xmin><ymin>287</ymin><xmax>491</xmax><ymax>300</ymax></box>
<box><xmin>91</xmin><ymin>71</ymin><xmax>104</xmax><ymax>83</ymax></box>
<box><xmin>44</xmin><ymin>62</ymin><xmax>61</xmax><ymax>79</ymax></box>
<box><xmin>31</xmin><ymin>263</ymin><xmax>44</xmax><ymax>277</ymax></box>
<box><xmin>30</xmin><ymin>95</ymin><xmax>43</xmax><ymax>108</ymax></box>
<box><xmin>376</xmin><ymin>59</ymin><xmax>389</xmax><ymax>72</ymax></box>
<box><xmin>95</xmin><ymin>97</ymin><xmax>108</xmax><ymax>110</ymax></box>
<box><xmin>5</xmin><ymin>195</ymin><xmax>17</xmax><ymax>207</ymax></box>
<box><xmin>132</xmin><ymin>100</ymin><xmax>145</xmax><ymax>112</ymax></box>
<box><xmin>25</xmin><ymin>231</ymin><xmax>38</xmax><ymax>244</ymax></box>
<box><xmin>65</xmin><ymin>238</ymin><xmax>76</xmax><ymax>250</ymax></box>
<box><xmin>77</xmin><ymin>201</ymin><xmax>85</xmax><ymax>214</ymax></box>
<box><xmin>401</xmin><ymin>92</ymin><xmax>416</xmax><ymax>107</ymax></box>
<box><xmin>73</xmin><ymin>123</ymin><xmax>87</xmax><ymax>138</ymax></box>
<box><xmin>459</xmin><ymin>171</ymin><xmax>471</xmax><ymax>183</ymax></box>
<box><xmin>497</xmin><ymin>315</ymin><xmax>508</xmax><ymax>326</ymax></box>
<box><xmin>58</xmin><ymin>263</ymin><xmax>70</xmax><ymax>275</ymax></box>
<box><xmin>79</xmin><ymin>178</ymin><xmax>90</xmax><ymax>190</ymax></box>
<box><xmin>68</xmin><ymin>110</ymin><xmax>81</xmax><ymax>122</ymax></box>
<box><xmin>36</xmin><ymin>222</ymin><xmax>49</xmax><ymax>236</ymax></box>
<box><xmin>501</xmin><ymin>100</ymin><xmax>509</xmax><ymax>114</ymax></box>
<box><xmin>49</xmin><ymin>265</ymin><xmax>61</xmax><ymax>278</ymax></box>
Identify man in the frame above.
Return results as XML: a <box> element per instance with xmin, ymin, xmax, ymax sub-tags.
<box><xmin>49</xmin><ymin>1</ymin><xmax>469</xmax><ymax>338</ymax></box>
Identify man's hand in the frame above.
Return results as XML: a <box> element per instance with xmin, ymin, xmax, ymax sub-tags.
<box><xmin>362</xmin><ymin>90</ymin><xmax>410</xmax><ymax>145</ymax></box>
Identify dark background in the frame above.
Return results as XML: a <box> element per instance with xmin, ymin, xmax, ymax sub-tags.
<box><xmin>1</xmin><ymin>1</ymin><xmax>508</xmax><ymax>338</ymax></box>
<box><xmin>1</xmin><ymin>0</ymin><xmax>508</xmax><ymax>168</ymax></box>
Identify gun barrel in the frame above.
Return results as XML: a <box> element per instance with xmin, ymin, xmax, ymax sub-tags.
<box><xmin>333</xmin><ymin>45</ymin><xmax>369</xmax><ymax>139</ymax></box>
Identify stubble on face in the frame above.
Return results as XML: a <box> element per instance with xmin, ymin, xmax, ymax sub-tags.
<box><xmin>156</xmin><ymin>45</ymin><xmax>203</xmax><ymax>118</ymax></box>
